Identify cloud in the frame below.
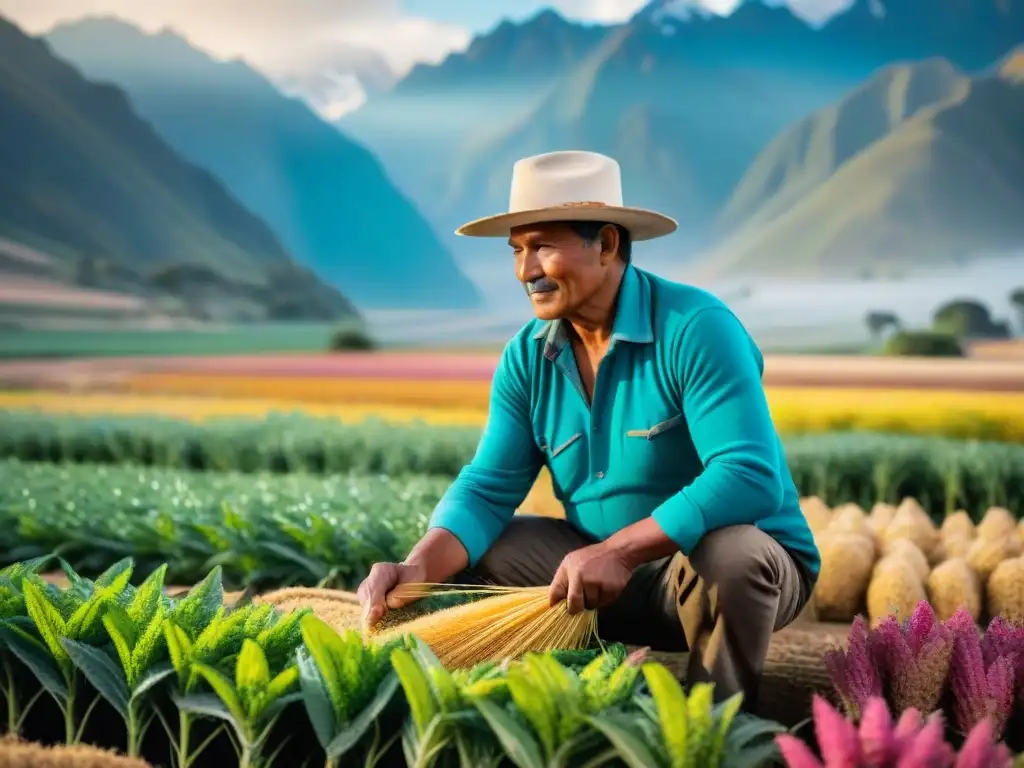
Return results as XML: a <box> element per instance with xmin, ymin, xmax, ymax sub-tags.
<box><xmin>550</xmin><ymin>0</ymin><xmax>853</xmax><ymax>24</ymax></box>
<box><xmin>0</xmin><ymin>0</ymin><xmax>470</xmax><ymax>76</ymax></box>
<box><xmin>547</xmin><ymin>0</ymin><xmax>650</xmax><ymax>23</ymax></box>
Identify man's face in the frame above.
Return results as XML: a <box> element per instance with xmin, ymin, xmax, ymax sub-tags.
<box><xmin>509</xmin><ymin>223</ymin><xmax>615</xmax><ymax>321</ymax></box>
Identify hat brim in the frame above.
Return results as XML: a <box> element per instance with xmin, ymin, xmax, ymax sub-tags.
<box><xmin>455</xmin><ymin>204</ymin><xmax>678</xmax><ymax>242</ymax></box>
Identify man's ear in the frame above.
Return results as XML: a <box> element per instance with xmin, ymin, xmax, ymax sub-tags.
<box><xmin>599</xmin><ymin>224</ymin><xmax>620</xmax><ymax>265</ymax></box>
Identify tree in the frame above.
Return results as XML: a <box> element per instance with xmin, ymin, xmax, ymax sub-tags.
<box><xmin>883</xmin><ymin>330</ymin><xmax>964</xmax><ymax>358</ymax></box>
<box><xmin>932</xmin><ymin>298</ymin><xmax>1011</xmax><ymax>339</ymax></box>
<box><xmin>329</xmin><ymin>326</ymin><xmax>375</xmax><ymax>351</ymax></box>
<box><xmin>1010</xmin><ymin>287</ymin><xmax>1024</xmax><ymax>329</ymax></box>
<box><xmin>864</xmin><ymin>310</ymin><xmax>901</xmax><ymax>341</ymax></box>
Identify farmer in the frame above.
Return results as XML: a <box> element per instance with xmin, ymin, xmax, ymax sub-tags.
<box><xmin>357</xmin><ymin>150</ymin><xmax>820</xmax><ymax>709</ymax></box>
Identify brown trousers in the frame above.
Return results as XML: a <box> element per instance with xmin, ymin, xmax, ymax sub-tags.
<box><xmin>456</xmin><ymin>515</ymin><xmax>813</xmax><ymax>709</ymax></box>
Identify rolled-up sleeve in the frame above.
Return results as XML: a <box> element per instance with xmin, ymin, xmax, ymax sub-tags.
<box><xmin>651</xmin><ymin>307</ymin><xmax>784</xmax><ymax>554</ymax></box>
<box><xmin>428</xmin><ymin>343</ymin><xmax>542</xmax><ymax>566</ymax></box>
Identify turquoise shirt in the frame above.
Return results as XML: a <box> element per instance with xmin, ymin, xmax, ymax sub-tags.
<box><xmin>429</xmin><ymin>265</ymin><xmax>820</xmax><ymax>579</ymax></box>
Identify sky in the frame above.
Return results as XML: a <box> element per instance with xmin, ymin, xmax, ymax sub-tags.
<box><xmin>0</xmin><ymin>0</ymin><xmax>852</xmax><ymax>117</ymax></box>
<box><xmin>0</xmin><ymin>0</ymin><xmax>852</xmax><ymax>74</ymax></box>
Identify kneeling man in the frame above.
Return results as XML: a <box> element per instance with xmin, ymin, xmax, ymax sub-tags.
<box><xmin>358</xmin><ymin>150</ymin><xmax>820</xmax><ymax>709</ymax></box>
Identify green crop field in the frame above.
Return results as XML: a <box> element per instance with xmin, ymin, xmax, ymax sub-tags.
<box><xmin>0</xmin><ymin>323</ymin><xmax>352</xmax><ymax>359</ymax></box>
<box><xmin>1</xmin><ymin>411</ymin><xmax>1022</xmax><ymax>520</ymax></box>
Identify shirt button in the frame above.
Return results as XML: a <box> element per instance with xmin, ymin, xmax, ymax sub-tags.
<box><xmin>595</xmin><ymin>471</ymin><xmax>605</xmax><ymax>479</ymax></box>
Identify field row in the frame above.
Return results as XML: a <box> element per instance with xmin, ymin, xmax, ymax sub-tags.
<box><xmin>4</xmin><ymin>382</ymin><xmax>1024</xmax><ymax>441</ymax></box>
<box><xmin>0</xmin><ymin>458</ymin><xmax>439</xmax><ymax>590</ymax></box>
<box><xmin>2</xmin><ymin>411</ymin><xmax>1024</xmax><ymax>516</ymax></box>
<box><xmin>3</xmin><ymin>555</ymin><xmax>783</xmax><ymax>768</ymax></box>
<box><xmin>4</xmin><ymin>351</ymin><xmax>1024</xmax><ymax>389</ymax></box>
<box><xmin>2</xmin><ymin>555</ymin><xmax>1024</xmax><ymax>767</ymax></box>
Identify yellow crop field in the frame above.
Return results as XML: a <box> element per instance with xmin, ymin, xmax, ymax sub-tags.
<box><xmin>125</xmin><ymin>373</ymin><xmax>491</xmax><ymax>409</ymax></box>
<box><xmin>0</xmin><ymin>391</ymin><xmax>488</xmax><ymax>426</ymax></box>
<box><xmin>2</xmin><ymin>382</ymin><xmax>1024</xmax><ymax>442</ymax></box>
<box><xmin>121</xmin><ymin>373</ymin><xmax>1024</xmax><ymax>442</ymax></box>
<box><xmin>766</xmin><ymin>387</ymin><xmax>1024</xmax><ymax>442</ymax></box>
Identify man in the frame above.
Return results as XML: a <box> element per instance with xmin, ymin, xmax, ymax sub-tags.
<box><xmin>357</xmin><ymin>150</ymin><xmax>820</xmax><ymax>708</ymax></box>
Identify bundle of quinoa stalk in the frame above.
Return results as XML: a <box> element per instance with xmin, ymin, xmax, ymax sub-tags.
<box><xmin>800</xmin><ymin>496</ymin><xmax>1024</xmax><ymax>627</ymax></box>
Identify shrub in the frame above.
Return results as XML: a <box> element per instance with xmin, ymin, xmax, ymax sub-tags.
<box><xmin>328</xmin><ymin>327</ymin><xmax>375</xmax><ymax>351</ymax></box>
<box><xmin>883</xmin><ymin>330</ymin><xmax>964</xmax><ymax>357</ymax></box>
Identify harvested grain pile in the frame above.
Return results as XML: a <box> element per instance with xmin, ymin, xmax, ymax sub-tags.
<box><xmin>829</xmin><ymin>503</ymin><xmax>873</xmax><ymax>541</ymax></box>
<box><xmin>976</xmin><ymin>506</ymin><xmax>1017</xmax><ymax>541</ymax></box>
<box><xmin>883</xmin><ymin>539</ymin><xmax>929</xmax><ymax>581</ymax></box>
<box><xmin>966</xmin><ymin>536</ymin><xmax>1022</xmax><ymax>582</ymax></box>
<box><xmin>800</xmin><ymin>496</ymin><xmax>832</xmax><ymax>538</ymax></box>
<box><xmin>941</xmin><ymin>532</ymin><xmax>973</xmax><ymax>560</ymax></box>
<box><xmin>867</xmin><ymin>502</ymin><xmax>896</xmax><ymax>537</ymax></box>
<box><xmin>987</xmin><ymin>556</ymin><xmax>1024</xmax><ymax>624</ymax></box>
<box><xmin>927</xmin><ymin>557</ymin><xmax>982</xmax><ymax>621</ymax></box>
<box><xmin>941</xmin><ymin>510</ymin><xmax>976</xmax><ymax>542</ymax></box>
<box><xmin>256</xmin><ymin>586</ymin><xmax>361</xmax><ymax>632</ymax></box>
<box><xmin>867</xmin><ymin>554</ymin><xmax>927</xmax><ymax>627</ymax></box>
<box><xmin>880</xmin><ymin>497</ymin><xmax>940</xmax><ymax>563</ymax></box>
<box><xmin>813</xmin><ymin>532</ymin><xmax>876</xmax><ymax>621</ymax></box>
<box><xmin>0</xmin><ymin>737</ymin><xmax>150</xmax><ymax>768</ymax></box>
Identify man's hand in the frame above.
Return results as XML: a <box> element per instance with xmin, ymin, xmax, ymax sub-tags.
<box><xmin>356</xmin><ymin>561</ymin><xmax>427</xmax><ymax>631</ymax></box>
<box><xmin>548</xmin><ymin>541</ymin><xmax>635</xmax><ymax>615</ymax></box>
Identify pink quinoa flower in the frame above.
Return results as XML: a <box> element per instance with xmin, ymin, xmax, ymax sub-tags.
<box><xmin>776</xmin><ymin>693</ymin><xmax>1016</xmax><ymax>768</ymax></box>
<box><xmin>825</xmin><ymin>616</ymin><xmax>884</xmax><ymax>719</ymax></box>
<box><xmin>980</xmin><ymin>617</ymin><xmax>1024</xmax><ymax>701</ymax></box>
<box><xmin>946</xmin><ymin>608</ymin><xmax>1017</xmax><ymax>738</ymax></box>
<box><xmin>868</xmin><ymin>601</ymin><xmax>952</xmax><ymax>716</ymax></box>
<box><xmin>857</xmin><ymin>697</ymin><xmax>896</xmax><ymax>767</ymax></box>
<box><xmin>954</xmin><ymin>717</ymin><xmax>1015</xmax><ymax>768</ymax></box>
<box><xmin>776</xmin><ymin>734</ymin><xmax>825</xmax><ymax>768</ymax></box>
<box><xmin>893</xmin><ymin>710</ymin><xmax>956</xmax><ymax>767</ymax></box>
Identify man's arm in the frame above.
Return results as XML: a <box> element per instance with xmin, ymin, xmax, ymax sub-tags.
<box><xmin>424</xmin><ymin>342</ymin><xmax>543</xmax><ymax>569</ymax></box>
<box><xmin>644</xmin><ymin>306</ymin><xmax>784</xmax><ymax>555</ymax></box>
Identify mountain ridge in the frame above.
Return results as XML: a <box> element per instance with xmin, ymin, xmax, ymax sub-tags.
<box><xmin>694</xmin><ymin>54</ymin><xmax>1024</xmax><ymax>280</ymax></box>
<box><xmin>0</xmin><ymin>14</ymin><xmax>356</xmax><ymax>323</ymax></box>
<box><xmin>45</xmin><ymin>16</ymin><xmax>481</xmax><ymax>311</ymax></box>
<box><xmin>342</xmin><ymin>0</ymin><xmax>1024</xmax><ymax>275</ymax></box>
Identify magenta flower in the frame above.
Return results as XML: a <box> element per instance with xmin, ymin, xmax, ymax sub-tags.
<box><xmin>946</xmin><ymin>608</ymin><xmax>1017</xmax><ymax>738</ymax></box>
<box><xmin>776</xmin><ymin>695</ymin><xmax>1013</xmax><ymax>768</ymax></box>
<box><xmin>825</xmin><ymin>616</ymin><xmax>883</xmax><ymax>719</ymax></box>
<box><xmin>980</xmin><ymin>616</ymin><xmax>1024</xmax><ymax>701</ymax></box>
<box><xmin>954</xmin><ymin>716</ymin><xmax>1014</xmax><ymax>768</ymax></box>
<box><xmin>867</xmin><ymin>601</ymin><xmax>953</xmax><ymax>716</ymax></box>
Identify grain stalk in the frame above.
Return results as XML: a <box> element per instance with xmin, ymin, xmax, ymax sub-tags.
<box><xmin>589</xmin><ymin>664</ymin><xmax>784</xmax><ymax>768</ymax></box>
<box><xmin>0</xmin><ymin>560</ymin><xmax>134</xmax><ymax>744</ymax></box>
<box><xmin>370</xmin><ymin>584</ymin><xmax>597</xmax><ymax>669</ymax></box>
<box><xmin>295</xmin><ymin>614</ymin><xmax>403</xmax><ymax>767</ymax></box>
<box><xmin>179</xmin><ymin>638</ymin><xmax>300</xmax><ymax>768</ymax></box>
<box><xmin>61</xmin><ymin>564</ymin><xmax>175</xmax><ymax>756</ymax></box>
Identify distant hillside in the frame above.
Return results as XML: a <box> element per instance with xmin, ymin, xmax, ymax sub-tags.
<box><xmin>696</xmin><ymin>51</ymin><xmax>1024</xmax><ymax>279</ymax></box>
<box><xmin>0</xmin><ymin>16</ymin><xmax>355</xmax><ymax>324</ymax></box>
<box><xmin>341</xmin><ymin>9</ymin><xmax>609</xmax><ymax>221</ymax></box>
<box><xmin>344</xmin><ymin>1</ymin><xmax>1024</xmax><ymax>264</ymax></box>
<box><xmin>45</xmin><ymin>17</ymin><xmax>480</xmax><ymax>311</ymax></box>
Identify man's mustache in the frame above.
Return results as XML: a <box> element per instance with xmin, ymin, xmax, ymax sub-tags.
<box><xmin>524</xmin><ymin>277</ymin><xmax>558</xmax><ymax>295</ymax></box>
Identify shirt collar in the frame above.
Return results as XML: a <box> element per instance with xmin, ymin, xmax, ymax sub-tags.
<box><xmin>533</xmin><ymin>264</ymin><xmax>654</xmax><ymax>360</ymax></box>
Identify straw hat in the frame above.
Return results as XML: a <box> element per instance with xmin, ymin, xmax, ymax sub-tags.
<box><xmin>455</xmin><ymin>150</ymin><xmax>678</xmax><ymax>241</ymax></box>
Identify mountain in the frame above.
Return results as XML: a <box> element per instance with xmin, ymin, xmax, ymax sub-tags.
<box><xmin>45</xmin><ymin>16</ymin><xmax>480</xmax><ymax>311</ymax></box>
<box><xmin>340</xmin><ymin>9</ymin><xmax>610</xmax><ymax>225</ymax></box>
<box><xmin>343</xmin><ymin>1</ymin><xmax>1024</xmax><ymax>266</ymax></box>
<box><xmin>695</xmin><ymin>51</ymin><xmax>1024</xmax><ymax>279</ymax></box>
<box><xmin>0</xmin><ymin>15</ymin><xmax>355</xmax><ymax>324</ymax></box>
